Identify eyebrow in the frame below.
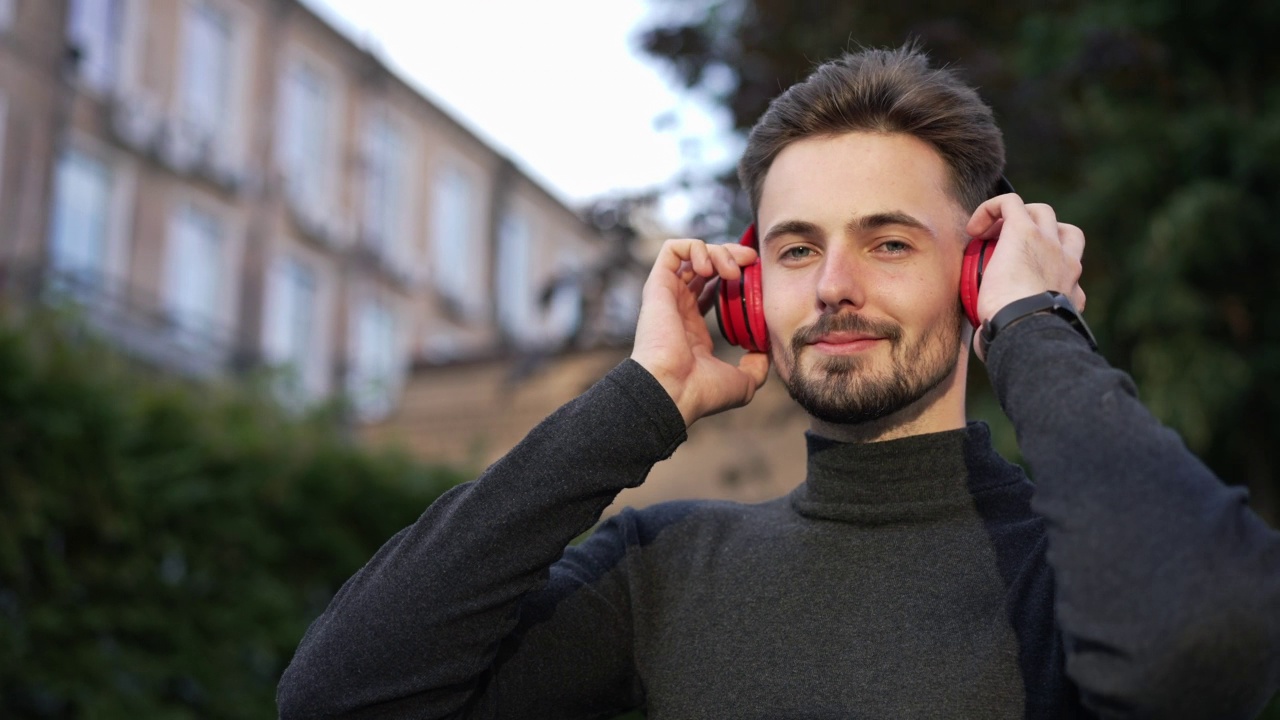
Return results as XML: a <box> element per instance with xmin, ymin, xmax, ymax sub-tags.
<box><xmin>848</xmin><ymin>211</ymin><xmax>934</xmax><ymax>237</ymax></box>
<box><xmin>760</xmin><ymin>219</ymin><xmax>821</xmax><ymax>248</ymax></box>
<box><xmin>760</xmin><ymin>211</ymin><xmax>935</xmax><ymax>247</ymax></box>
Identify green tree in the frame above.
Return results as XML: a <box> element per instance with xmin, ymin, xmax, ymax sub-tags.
<box><xmin>0</xmin><ymin>310</ymin><xmax>468</xmax><ymax>718</ymax></box>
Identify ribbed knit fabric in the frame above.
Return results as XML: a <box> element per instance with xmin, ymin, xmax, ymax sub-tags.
<box><xmin>278</xmin><ymin>314</ymin><xmax>1280</xmax><ymax>720</ymax></box>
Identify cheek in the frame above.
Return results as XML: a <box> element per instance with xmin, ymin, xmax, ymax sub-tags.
<box><xmin>759</xmin><ymin>271</ymin><xmax>784</xmax><ymax>336</ymax></box>
<box><xmin>760</xmin><ymin>272</ymin><xmax>811</xmax><ymax>345</ymax></box>
<box><xmin>762</xmin><ymin>298</ymin><xmax>788</xmax><ymax>349</ymax></box>
<box><xmin>876</xmin><ymin>266</ymin><xmax>960</xmax><ymax>325</ymax></box>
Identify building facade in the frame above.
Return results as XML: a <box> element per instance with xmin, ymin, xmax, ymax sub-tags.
<box><xmin>361</xmin><ymin>344</ymin><xmax>811</xmax><ymax>517</ymax></box>
<box><xmin>0</xmin><ymin>0</ymin><xmax>809</xmax><ymax>509</ymax></box>
<box><xmin>0</xmin><ymin>0</ymin><xmax>622</xmax><ymax>420</ymax></box>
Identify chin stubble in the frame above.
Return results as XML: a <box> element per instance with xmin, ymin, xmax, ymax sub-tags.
<box><xmin>776</xmin><ymin>309</ymin><xmax>963</xmax><ymax>426</ymax></box>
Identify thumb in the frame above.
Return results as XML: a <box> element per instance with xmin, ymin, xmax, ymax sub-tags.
<box><xmin>738</xmin><ymin>352</ymin><xmax>770</xmax><ymax>397</ymax></box>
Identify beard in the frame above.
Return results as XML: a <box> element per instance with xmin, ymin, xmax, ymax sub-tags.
<box><xmin>773</xmin><ymin>306</ymin><xmax>964</xmax><ymax>426</ymax></box>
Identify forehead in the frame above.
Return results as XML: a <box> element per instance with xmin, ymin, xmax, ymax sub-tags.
<box><xmin>757</xmin><ymin>132</ymin><xmax>961</xmax><ymax>231</ymax></box>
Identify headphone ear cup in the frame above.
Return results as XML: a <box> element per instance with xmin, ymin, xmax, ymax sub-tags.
<box><xmin>740</xmin><ymin>260</ymin><xmax>769</xmax><ymax>353</ymax></box>
<box><xmin>715</xmin><ymin>274</ymin><xmax>747</xmax><ymax>348</ymax></box>
<box><xmin>961</xmin><ymin>237</ymin><xmax>996</xmax><ymax>327</ymax></box>
<box><xmin>714</xmin><ymin>226</ymin><xmax>769</xmax><ymax>352</ymax></box>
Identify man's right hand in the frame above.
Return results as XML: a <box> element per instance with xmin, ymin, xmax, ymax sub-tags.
<box><xmin>631</xmin><ymin>238</ymin><xmax>771</xmax><ymax>427</ymax></box>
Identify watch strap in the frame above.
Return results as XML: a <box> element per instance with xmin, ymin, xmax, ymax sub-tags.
<box><xmin>978</xmin><ymin>291</ymin><xmax>1098</xmax><ymax>356</ymax></box>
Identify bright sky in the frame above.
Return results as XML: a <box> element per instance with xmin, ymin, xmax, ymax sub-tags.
<box><xmin>299</xmin><ymin>0</ymin><xmax>735</xmax><ymax>218</ymax></box>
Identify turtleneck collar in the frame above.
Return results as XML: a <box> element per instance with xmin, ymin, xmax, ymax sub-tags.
<box><xmin>789</xmin><ymin>421</ymin><xmax>1026</xmax><ymax>525</ymax></box>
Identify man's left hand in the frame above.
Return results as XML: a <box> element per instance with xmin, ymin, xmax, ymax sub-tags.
<box><xmin>966</xmin><ymin>193</ymin><xmax>1087</xmax><ymax>352</ymax></box>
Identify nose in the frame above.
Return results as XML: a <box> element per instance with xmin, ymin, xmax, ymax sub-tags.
<box><xmin>814</xmin><ymin>245</ymin><xmax>867</xmax><ymax>313</ymax></box>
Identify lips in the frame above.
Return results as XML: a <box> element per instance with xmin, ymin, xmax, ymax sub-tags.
<box><xmin>791</xmin><ymin>314</ymin><xmax>903</xmax><ymax>359</ymax></box>
<box><xmin>807</xmin><ymin>334</ymin><xmax>885</xmax><ymax>356</ymax></box>
<box><xmin>810</xmin><ymin>331</ymin><xmax>884</xmax><ymax>345</ymax></box>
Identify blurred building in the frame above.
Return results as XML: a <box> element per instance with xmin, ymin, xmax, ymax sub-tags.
<box><xmin>364</xmin><ymin>342</ymin><xmax>811</xmax><ymax>516</ymax></box>
<box><xmin>0</xmin><ymin>0</ymin><xmax>807</xmax><ymax>510</ymax></box>
<box><xmin>0</xmin><ymin>0</ymin><xmax>632</xmax><ymax>421</ymax></box>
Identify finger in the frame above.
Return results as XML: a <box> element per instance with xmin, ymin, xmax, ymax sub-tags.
<box><xmin>1072</xmin><ymin>286</ymin><xmax>1087</xmax><ymax>313</ymax></box>
<box><xmin>651</xmin><ymin>238</ymin><xmax>709</xmax><ymax>276</ymax></box>
<box><xmin>1059</xmin><ymin>223</ymin><xmax>1085</xmax><ymax>289</ymax></box>
<box><xmin>1024</xmin><ymin>203</ymin><xmax>1059</xmax><ymax>245</ymax></box>
<box><xmin>975</xmin><ymin>218</ymin><xmax>1004</xmax><ymax>242</ymax></box>
<box><xmin>738</xmin><ymin>352</ymin><xmax>771</xmax><ymax>394</ymax></box>
<box><xmin>692</xmin><ymin>241</ymin><xmax>719</xmax><ymax>278</ymax></box>
<box><xmin>644</xmin><ymin>241</ymin><xmax>705</xmax><ymax>306</ymax></box>
<box><xmin>1059</xmin><ymin>223</ymin><xmax>1085</xmax><ymax>261</ymax></box>
<box><xmin>966</xmin><ymin>193</ymin><xmax>1039</xmax><ymax>240</ymax></box>
<box><xmin>697</xmin><ymin>277</ymin><xmax>720</xmax><ymax>315</ymax></box>
<box><xmin>724</xmin><ymin>241</ymin><xmax>759</xmax><ymax>267</ymax></box>
<box><xmin>687</xmin><ymin>273</ymin><xmax>709</xmax><ymax>297</ymax></box>
<box><xmin>675</xmin><ymin>260</ymin><xmax>694</xmax><ymax>285</ymax></box>
<box><xmin>706</xmin><ymin>243</ymin><xmax>744</xmax><ymax>280</ymax></box>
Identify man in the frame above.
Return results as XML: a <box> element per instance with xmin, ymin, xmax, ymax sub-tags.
<box><xmin>278</xmin><ymin>45</ymin><xmax>1280</xmax><ymax>719</ymax></box>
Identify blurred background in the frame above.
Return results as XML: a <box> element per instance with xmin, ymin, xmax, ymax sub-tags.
<box><xmin>0</xmin><ymin>0</ymin><xmax>1276</xmax><ymax>716</ymax></box>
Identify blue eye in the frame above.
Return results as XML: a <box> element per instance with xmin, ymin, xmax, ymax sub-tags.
<box><xmin>782</xmin><ymin>246</ymin><xmax>813</xmax><ymax>260</ymax></box>
<box><xmin>879</xmin><ymin>240</ymin><xmax>911</xmax><ymax>254</ymax></box>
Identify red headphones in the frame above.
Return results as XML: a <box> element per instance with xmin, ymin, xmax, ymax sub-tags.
<box><xmin>714</xmin><ymin>177</ymin><xmax>1012</xmax><ymax>353</ymax></box>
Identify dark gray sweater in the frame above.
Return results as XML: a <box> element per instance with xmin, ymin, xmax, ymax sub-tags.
<box><xmin>278</xmin><ymin>315</ymin><xmax>1280</xmax><ymax>719</ymax></box>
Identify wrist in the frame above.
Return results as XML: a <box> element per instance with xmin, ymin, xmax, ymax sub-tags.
<box><xmin>631</xmin><ymin>355</ymin><xmax>700</xmax><ymax>427</ymax></box>
<box><xmin>977</xmin><ymin>291</ymin><xmax>1097</xmax><ymax>361</ymax></box>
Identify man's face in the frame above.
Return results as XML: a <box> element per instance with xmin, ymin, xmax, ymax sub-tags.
<box><xmin>757</xmin><ymin>132</ymin><xmax>970</xmax><ymax>425</ymax></box>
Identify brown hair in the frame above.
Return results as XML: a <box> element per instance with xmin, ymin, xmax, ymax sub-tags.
<box><xmin>738</xmin><ymin>43</ymin><xmax>1005</xmax><ymax>218</ymax></box>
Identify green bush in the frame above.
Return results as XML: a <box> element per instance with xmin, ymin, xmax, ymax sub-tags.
<box><xmin>0</xmin><ymin>309</ymin><xmax>468</xmax><ymax>718</ymax></box>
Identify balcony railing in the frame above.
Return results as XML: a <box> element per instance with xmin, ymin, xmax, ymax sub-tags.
<box><xmin>0</xmin><ymin>261</ymin><xmax>248</xmax><ymax>380</ymax></box>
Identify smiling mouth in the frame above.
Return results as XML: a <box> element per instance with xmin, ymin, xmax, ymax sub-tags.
<box><xmin>808</xmin><ymin>335</ymin><xmax>885</xmax><ymax>354</ymax></box>
<box><xmin>792</xmin><ymin>313</ymin><xmax>902</xmax><ymax>359</ymax></box>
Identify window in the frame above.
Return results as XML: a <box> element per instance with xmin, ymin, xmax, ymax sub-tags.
<box><xmin>49</xmin><ymin>148</ymin><xmax>112</xmax><ymax>288</ymax></box>
<box><xmin>0</xmin><ymin>0</ymin><xmax>16</xmax><ymax>32</ymax></box>
<box><xmin>362</xmin><ymin>114</ymin><xmax>406</xmax><ymax>261</ymax></box>
<box><xmin>603</xmin><ymin>274</ymin><xmax>643</xmax><ymax>338</ymax></box>
<box><xmin>497</xmin><ymin>220</ymin><xmax>581</xmax><ymax>348</ymax></box>
<box><xmin>264</xmin><ymin>255</ymin><xmax>322</xmax><ymax>401</ymax></box>
<box><xmin>347</xmin><ymin>297</ymin><xmax>398</xmax><ymax>420</ymax></box>
<box><xmin>543</xmin><ymin>249</ymin><xmax>582</xmax><ymax>342</ymax></box>
<box><xmin>431</xmin><ymin>163</ymin><xmax>477</xmax><ymax>311</ymax></box>
<box><xmin>178</xmin><ymin>0</ymin><xmax>232</xmax><ymax>150</ymax></box>
<box><xmin>279</xmin><ymin>59</ymin><xmax>332</xmax><ymax>215</ymax></box>
<box><xmin>67</xmin><ymin>0</ymin><xmax>123</xmax><ymax>93</ymax></box>
<box><xmin>496</xmin><ymin>210</ymin><xmax>532</xmax><ymax>339</ymax></box>
<box><xmin>165</xmin><ymin>204</ymin><xmax>224</xmax><ymax>350</ymax></box>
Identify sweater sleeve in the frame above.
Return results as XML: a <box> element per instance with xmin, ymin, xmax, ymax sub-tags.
<box><xmin>276</xmin><ymin>359</ymin><xmax>687</xmax><ymax>719</ymax></box>
<box><xmin>986</xmin><ymin>313</ymin><xmax>1280</xmax><ymax>719</ymax></box>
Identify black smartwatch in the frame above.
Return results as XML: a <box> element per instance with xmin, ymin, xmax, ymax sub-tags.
<box><xmin>978</xmin><ymin>291</ymin><xmax>1098</xmax><ymax>357</ymax></box>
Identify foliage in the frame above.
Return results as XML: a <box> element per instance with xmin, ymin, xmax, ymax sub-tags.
<box><xmin>0</xmin><ymin>309</ymin><xmax>468</xmax><ymax>718</ymax></box>
<box><xmin>637</xmin><ymin>0</ymin><xmax>1280</xmax><ymax>526</ymax></box>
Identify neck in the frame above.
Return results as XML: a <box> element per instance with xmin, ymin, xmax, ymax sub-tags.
<box><xmin>808</xmin><ymin>346</ymin><xmax>970</xmax><ymax>444</ymax></box>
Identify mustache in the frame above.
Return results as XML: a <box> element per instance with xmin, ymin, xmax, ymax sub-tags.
<box><xmin>792</xmin><ymin>312</ymin><xmax>904</xmax><ymax>348</ymax></box>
